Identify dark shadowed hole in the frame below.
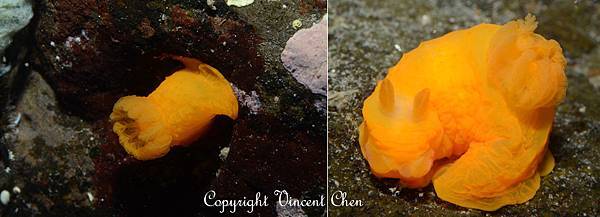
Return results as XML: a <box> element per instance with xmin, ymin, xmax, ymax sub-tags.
<box><xmin>112</xmin><ymin>115</ymin><xmax>233</xmax><ymax>217</ymax></box>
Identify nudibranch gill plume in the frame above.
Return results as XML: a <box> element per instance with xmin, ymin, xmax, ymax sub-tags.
<box><xmin>359</xmin><ymin>15</ymin><xmax>566</xmax><ymax>211</ymax></box>
<box><xmin>110</xmin><ymin>57</ymin><xmax>238</xmax><ymax>160</ymax></box>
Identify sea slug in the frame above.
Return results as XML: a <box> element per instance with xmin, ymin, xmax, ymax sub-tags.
<box><xmin>110</xmin><ymin>56</ymin><xmax>238</xmax><ymax>160</ymax></box>
<box><xmin>359</xmin><ymin>15</ymin><xmax>566</xmax><ymax>211</ymax></box>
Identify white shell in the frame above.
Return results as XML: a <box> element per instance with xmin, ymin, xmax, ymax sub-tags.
<box><xmin>0</xmin><ymin>190</ymin><xmax>10</xmax><ymax>205</ymax></box>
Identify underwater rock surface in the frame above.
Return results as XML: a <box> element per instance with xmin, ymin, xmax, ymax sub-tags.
<box><xmin>282</xmin><ymin>16</ymin><xmax>327</xmax><ymax>96</ymax></box>
<box><xmin>0</xmin><ymin>0</ymin><xmax>33</xmax><ymax>110</ymax></box>
<box><xmin>1</xmin><ymin>0</ymin><xmax>326</xmax><ymax>216</ymax></box>
<box><xmin>32</xmin><ymin>0</ymin><xmax>263</xmax><ymax>120</ymax></box>
<box><xmin>0</xmin><ymin>0</ymin><xmax>32</xmax><ymax>56</ymax></box>
<box><xmin>329</xmin><ymin>0</ymin><xmax>599</xmax><ymax>216</ymax></box>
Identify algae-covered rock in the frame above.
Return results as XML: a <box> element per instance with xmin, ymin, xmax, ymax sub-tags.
<box><xmin>0</xmin><ymin>0</ymin><xmax>32</xmax><ymax>56</ymax></box>
<box><xmin>0</xmin><ymin>0</ymin><xmax>33</xmax><ymax>110</ymax></box>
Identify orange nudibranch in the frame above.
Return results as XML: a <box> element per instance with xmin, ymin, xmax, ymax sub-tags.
<box><xmin>359</xmin><ymin>15</ymin><xmax>566</xmax><ymax>211</ymax></box>
<box><xmin>110</xmin><ymin>57</ymin><xmax>238</xmax><ymax>160</ymax></box>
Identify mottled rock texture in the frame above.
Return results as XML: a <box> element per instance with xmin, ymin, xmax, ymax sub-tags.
<box><xmin>0</xmin><ymin>0</ymin><xmax>32</xmax><ymax>56</ymax></box>
<box><xmin>282</xmin><ymin>16</ymin><xmax>327</xmax><ymax>96</ymax></box>
<box><xmin>0</xmin><ymin>0</ymin><xmax>33</xmax><ymax>110</ymax></box>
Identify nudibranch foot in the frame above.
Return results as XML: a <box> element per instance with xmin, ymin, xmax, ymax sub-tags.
<box><xmin>434</xmin><ymin>168</ymin><xmax>541</xmax><ymax>211</ymax></box>
<box><xmin>538</xmin><ymin>150</ymin><xmax>555</xmax><ymax>176</ymax></box>
<box><xmin>433</xmin><ymin>150</ymin><xmax>554</xmax><ymax>211</ymax></box>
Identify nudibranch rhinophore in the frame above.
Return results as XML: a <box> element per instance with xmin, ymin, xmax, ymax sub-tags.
<box><xmin>110</xmin><ymin>57</ymin><xmax>238</xmax><ymax>160</ymax></box>
<box><xmin>359</xmin><ymin>15</ymin><xmax>566</xmax><ymax>211</ymax></box>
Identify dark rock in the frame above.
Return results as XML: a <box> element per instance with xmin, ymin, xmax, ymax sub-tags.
<box><xmin>0</xmin><ymin>71</ymin><xmax>98</xmax><ymax>216</ymax></box>
<box><xmin>0</xmin><ymin>2</ymin><xmax>34</xmax><ymax>113</ymax></box>
<box><xmin>32</xmin><ymin>0</ymin><xmax>264</xmax><ymax>120</ymax></box>
<box><xmin>99</xmin><ymin>116</ymin><xmax>233</xmax><ymax>217</ymax></box>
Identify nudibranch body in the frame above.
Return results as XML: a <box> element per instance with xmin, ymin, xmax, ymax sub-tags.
<box><xmin>359</xmin><ymin>15</ymin><xmax>566</xmax><ymax>211</ymax></box>
<box><xmin>110</xmin><ymin>57</ymin><xmax>238</xmax><ymax>160</ymax></box>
